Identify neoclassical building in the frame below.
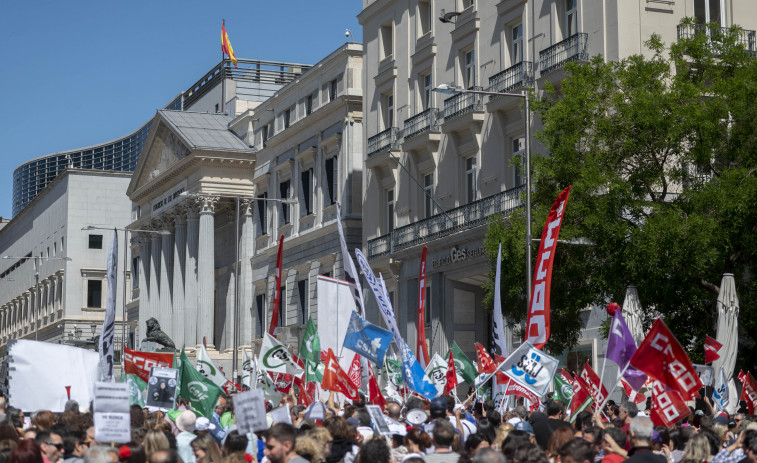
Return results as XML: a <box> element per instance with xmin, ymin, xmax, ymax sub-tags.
<box><xmin>126</xmin><ymin>43</ymin><xmax>364</xmax><ymax>374</ymax></box>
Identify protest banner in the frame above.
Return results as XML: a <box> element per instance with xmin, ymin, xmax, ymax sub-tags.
<box><xmin>367</xmin><ymin>405</ymin><xmax>392</xmax><ymax>435</ymax></box>
<box><xmin>233</xmin><ymin>389</ymin><xmax>268</xmax><ymax>434</ymax></box>
<box><xmin>500</xmin><ymin>342</ymin><xmax>559</xmax><ymax>397</ymax></box>
<box><xmin>146</xmin><ymin>367</ymin><xmax>179</xmax><ymax>410</ymax></box>
<box><xmin>93</xmin><ymin>382</ymin><xmax>130</xmax><ymax>443</ymax></box>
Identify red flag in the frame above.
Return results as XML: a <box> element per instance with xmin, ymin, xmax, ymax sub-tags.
<box><xmin>506</xmin><ymin>380</ymin><xmax>539</xmax><ymax>404</ymax></box>
<box><xmin>269</xmin><ymin>234</ymin><xmax>285</xmax><ymax>336</ymax></box>
<box><xmin>527</xmin><ymin>186</ymin><xmax>571</xmax><ymax>349</ymax></box>
<box><xmin>274</xmin><ymin>373</ymin><xmax>293</xmax><ymax>393</ymax></box>
<box><xmin>560</xmin><ymin>369</ymin><xmax>574</xmax><ymax>386</ymax></box>
<box><xmin>580</xmin><ymin>360</ymin><xmax>609</xmax><ymax>405</ymax></box>
<box><xmin>649</xmin><ymin>380</ymin><xmax>690</xmax><ymax>427</ymax></box>
<box><xmin>630</xmin><ymin>318</ymin><xmax>703</xmax><ymax>400</ymax></box>
<box><xmin>417</xmin><ymin>246</ymin><xmax>431</xmax><ymax>368</ymax></box>
<box><xmin>494</xmin><ymin>354</ymin><xmax>508</xmax><ymax>383</ymax></box>
<box><xmin>221</xmin><ymin>22</ymin><xmax>238</xmax><ymax>68</ymax></box>
<box><xmin>123</xmin><ymin>347</ymin><xmax>173</xmax><ymax>383</ymax></box>
<box><xmin>570</xmin><ymin>375</ymin><xmax>595</xmax><ymax>417</ymax></box>
<box><xmin>738</xmin><ymin>370</ymin><xmax>747</xmax><ymax>384</ymax></box>
<box><xmin>475</xmin><ymin>343</ymin><xmax>497</xmax><ymax>375</ymax></box>
<box><xmin>322</xmin><ymin>348</ymin><xmax>360</xmax><ymax>401</ymax></box>
<box><xmin>368</xmin><ymin>368</ymin><xmax>387</xmax><ymax>409</ymax></box>
<box><xmin>444</xmin><ymin>349</ymin><xmax>459</xmax><ymax>394</ymax></box>
<box><xmin>348</xmin><ymin>354</ymin><xmax>362</xmax><ymax>388</ymax></box>
<box><xmin>739</xmin><ymin>372</ymin><xmax>757</xmax><ymax>415</ymax></box>
<box><xmin>704</xmin><ymin>335</ymin><xmax>723</xmax><ymax>364</ymax></box>
<box><xmin>620</xmin><ymin>378</ymin><xmax>646</xmax><ymax>404</ymax></box>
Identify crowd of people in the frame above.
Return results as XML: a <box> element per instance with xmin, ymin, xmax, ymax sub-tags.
<box><xmin>0</xmin><ymin>391</ymin><xmax>755</xmax><ymax>463</ymax></box>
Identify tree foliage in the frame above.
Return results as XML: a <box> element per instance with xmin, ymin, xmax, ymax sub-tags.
<box><xmin>484</xmin><ymin>20</ymin><xmax>757</xmax><ymax>366</ymax></box>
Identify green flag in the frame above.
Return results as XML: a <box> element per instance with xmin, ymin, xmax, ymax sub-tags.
<box><xmin>300</xmin><ymin>317</ymin><xmax>321</xmax><ymax>365</ymax></box>
<box><xmin>385</xmin><ymin>358</ymin><xmax>403</xmax><ymax>386</ymax></box>
<box><xmin>125</xmin><ymin>374</ymin><xmax>147</xmax><ymax>407</ymax></box>
<box><xmin>477</xmin><ymin>384</ymin><xmax>492</xmax><ymax>401</ymax></box>
<box><xmin>553</xmin><ymin>375</ymin><xmax>574</xmax><ymax>404</ymax></box>
<box><xmin>305</xmin><ymin>359</ymin><xmax>323</xmax><ymax>383</ymax></box>
<box><xmin>447</xmin><ymin>341</ymin><xmax>477</xmax><ymax>384</ymax></box>
<box><xmin>178</xmin><ymin>349</ymin><xmax>223</xmax><ymax>418</ymax></box>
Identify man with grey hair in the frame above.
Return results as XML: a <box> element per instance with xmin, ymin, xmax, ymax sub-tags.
<box><xmin>472</xmin><ymin>448</ymin><xmax>506</xmax><ymax>463</ymax></box>
<box><xmin>84</xmin><ymin>446</ymin><xmax>119</xmax><ymax>463</ymax></box>
<box><xmin>624</xmin><ymin>417</ymin><xmax>665</xmax><ymax>463</ymax></box>
<box><xmin>619</xmin><ymin>401</ymin><xmax>638</xmax><ymax>448</ymax></box>
<box><xmin>507</xmin><ymin>405</ymin><xmax>528</xmax><ymax>426</ymax></box>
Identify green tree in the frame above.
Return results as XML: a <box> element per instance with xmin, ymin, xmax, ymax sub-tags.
<box><xmin>484</xmin><ymin>20</ymin><xmax>757</xmax><ymax>366</ymax></box>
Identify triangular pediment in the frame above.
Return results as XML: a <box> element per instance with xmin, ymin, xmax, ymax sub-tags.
<box><xmin>128</xmin><ymin>118</ymin><xmax>191</xmax><ymax>196</ymax></box>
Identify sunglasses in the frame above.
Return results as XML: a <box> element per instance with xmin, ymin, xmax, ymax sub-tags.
<box><xmin>46</xmin><ymin>443</ymin><xmax>64</xmax><ymax>451</ymax></box>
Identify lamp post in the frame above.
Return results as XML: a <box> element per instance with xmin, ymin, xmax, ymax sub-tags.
<box><xmin>82</xmin><ymin>225</ymin><xmax>170</xmax><ymax>371</ymax></box>
<box><xmin>2</xmin><ymin>255</ymin><xmax>73</xmax><ymax>341</ymax></box>
<box><xmin>433</xmin><ymin>83</ymin><xmax>533</xmax><ymax>305</ymax></box>
<box><xmin>180</xmin><ymin>192</ymin><xmax>297</xmax><ymax>383</ymax></box>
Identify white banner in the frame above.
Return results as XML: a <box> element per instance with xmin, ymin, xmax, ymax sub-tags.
<box><xmin>499</xmin><ymin>341</ymin><xmax>559</xmax><ymax>397</ymax></box>
<box><xmin>316</xmin><ymin>275</ymin><xmax>359</xmax><ymax>372</ymax></box>
<box><xmin>98</xmin><ymin>230</ymin><xmax>118</xmax><ymax>382</ymax></box>
<box><xmin>425</xmin><ymin>353</ymin><xmax>448</xmax><ymax>396</ymax></box>
<box><xmin>9</xmin><ymin>340</ymin><xmax>99</xmax><ymax>412</ymax></box>
<box><xmin>354</xmin><ymin>249</ymin><xmax>402</xmax><ymax>347</ymax></box>
<box><xmin>93</xmin><ymin>382</ymin><xmax>130</xmax><ymax>443</ymax></box>
<box><xmin>233</xmin><ymin>389</ymin><xmax>268</xmax><ymax>433</ymax></box>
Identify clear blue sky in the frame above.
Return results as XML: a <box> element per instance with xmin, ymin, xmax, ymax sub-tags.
<box><xmin>0</xmin><ymin>0</ymin><xmax>363</xmax><ymax>219</ymax></box>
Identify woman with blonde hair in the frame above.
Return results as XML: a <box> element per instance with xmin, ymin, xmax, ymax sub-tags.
<box><xmin>191</xmin><ymin>434</ymin><xmax>223</xmax><ymax>463</ymax></box>
<box><xmin>679</xmin><ymin>434</ymin><xmax>711</xmax><ymax>463</ymax></box>
<box><xmin>142</xmin><ymin>431</ymin><xmax>170</xmax><ymax>458</ymax></box>
<box><xmin>494</xmin><ymin>423</ymin><xmax>515</xmax><ymax>451</ymax></box>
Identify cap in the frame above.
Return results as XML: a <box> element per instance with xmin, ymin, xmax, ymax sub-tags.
<box><xmin>176</xmin><ymin>410</ymin><xmax>197</xmax><ymax>433</ymax></box>
<box><xmin>430</xmin><ymin>397</ymin><xmax>447</xmax><ymax>413</ymax></box>
<box><xmin>406</xmin><ymin>409</ymin><xmax>428</xmax><ymax>426</ymax></box>
<box><xmin>694</xmin><ymin>410</ymin><xmax>704</xmax><ymax>416</ymax></box>
<box><xmin>514</xmin><ymin>421</ymin><xmax>534</xmax><ymax>434</ymax></box>
<box><xmin>713</xmin><ymin>415</ymin><xmax>729</xmax><ymax>426</ymax></box>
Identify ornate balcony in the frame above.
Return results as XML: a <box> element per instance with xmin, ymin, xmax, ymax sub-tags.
<box><xmin>367</xmin><ymin>127</ymin><xmax>400</xmax><ymax>157</ymax></box>
<box><xmin>366</xmin><ymin>185</ymin><xmax>525</xmax><ymax>259</ymax></box>
<box><xmin>677</xmin><ymin>23</ymin><xmax>757</xmax><ymax>57</ymax></box>
<box><xmin>488</xmin><ymin>61</ymin><xmax>534</xmax><ymax>97</ymax></box>
<box><xmin>403</xmin><ymin>108</ymin><xmax>440</xmax><ymax>141</ymax></box>
<box><xmin>442</xmin><ymin>86</ymin><xmax>484</xmax><ymax>122</ymax></box>
<box><xmin>539</xmin><ymin>33</ymin><xmax>589</xmax><ymax>76</ymax></box>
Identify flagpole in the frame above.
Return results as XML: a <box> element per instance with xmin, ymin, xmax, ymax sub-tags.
<box><xmin>598</xmin><ymin>354</ymin><xmax>608</xmax><ymax>402</ymax></box>
<box><xmin>221</xmin><ymin>19</ymin><xmax>225</xmax><ymax>114</ymax></box>
<box><xmin>597</xmin><ymin>363</ymin><xmax>629</xmax><ymax>413</ymax></box>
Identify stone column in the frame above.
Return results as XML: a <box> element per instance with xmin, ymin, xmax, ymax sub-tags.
<box><xmin>239</xmin><ymin>199</ymin><xmax>254</xmax><ymax>346</ymax></box>
<box><xmin>149</xmin><ymin>230</ymin><xmax>161</xmax><ymax>328</ymax></box>
<box><xmin>197</xmin><ymin>196</ymin><xmax>218</xmax><ymax>348</ymax></box>
<box><xmin>185</xmin><ymin>203</ymin><xmax>200</xmax><ymax>347</ymax></box>
<box><xmin>172</xmin><ymin>208</ymin><xmax>187</xmax><ymax>348</ymax></box>
<box><xmin>137</xmin><ymin>235</ymin><xmax>150</xmax><ymax>338</ymax></box>
<box><xmin>159</xmin><ymin>217</ymin><xmax>175</xmax><ymax>336</ymax></box>
<box><xmin>56</xmin><ymin>271</ymin><xmax>64</xmax><ymax>316</ymax></box>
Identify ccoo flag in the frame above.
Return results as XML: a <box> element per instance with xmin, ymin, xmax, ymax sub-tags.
<box><xmin>343</xmin><ymin>311</ymin><xmax>394</xmax><ymax>365</ymax></box>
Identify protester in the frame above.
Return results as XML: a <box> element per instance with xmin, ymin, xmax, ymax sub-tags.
<box><xmin>9</xmin><ymin>440</ymin><xmax>43</xmax><ymax>463</ymax></box>
<box><xmin>35</xmin><ymin>431</ymin><xmax>64</xmax><ymax>463</ymax></box>
<box><xmin>354</xmin><ymin>438</ymin><xmax>390</xmax><ymax>463</ymax></box>
<box><xmin>175</xmin><ymin>411</ymin><xmax>198</xmax><ymax>463</ymax></box>
<box><xmin>617</xmin><ymin>404</ymin><xmax>638</xmax><ymax>448</ymax></box>
<box><xmin>534</xmin><ymin>401</ymin><xmax>572</xmax><ymax>450</ymax></box>
<box><xmin>403</xmin><ymin>428</ymin><xmax>431</xmax><ymax>462</ymax></box>
<box><xmin>323</xmin><ymin>417</ymin><xmax>359</xmax><ymax>463</ymax></box>
<box><xmin>546</xmin><ymin>427</ymin><xmax>576</xmax><ymax>463</ymax></box>
<box><xmin>190</xmin><ymin>435</ymin><xmax>222</xmax><ymax>463</ymax></box>
<box><xmin>625</xmin><ymin>417</ymin><xmax>666</xmax><ymax>463</ymax></box>
<box><xmin>425</xmin><ymin>420</ymin><xmax>460</xmax><ymax>463</ymax></box>
<box><xmin>264</xmin><ymin>423</ymin><xmax>308</xmax><ymax>463</ymax></box>
<box><xmin>472</xmin><ymin>448</ymin><xmax>505</xmax><ymax>463</ymax></box>
<box><xmin>558</xmin><ymin>439</ymin><xmax>595</xmax><ymax>463</ymax></box>
<box><xmin>601</xmin><ymin>427</ymin><xmax>627</xmax><ymax>463</ymax></box>
<box><xmin>141</xmin><ymin>432</ymin><xmax>170</xmax><ymax>459</ymax></box>
<box><xmin>32</xmin><ymin>414</ymin><xmax>55</xmax><ymax>433</ymax></box>
<box><xmin>84</xmin><ymin>446</ymin><xmax>118</xmax><ymax>463</ymax></box>
<box><xmin>61</xmin><ymin>431</ymin><xmax>88</xmax><ymax>463</ymax></box>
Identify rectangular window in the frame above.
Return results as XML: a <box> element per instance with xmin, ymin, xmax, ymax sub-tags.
<box><xmin>301</xmin><ymin>168</ymin><xmax>313</xmax><ymax>215</ymax></box>
<box><xmin>383</xmin><ymin>93</ymin><xmax>394</xmax><ymax>129</ymax></box>
<box><xmin>423</xmin><ymin>173</ymin><xmax>434</xmax><ymax>219</ymax></box>
<box><xmin>262</xmin><ymin>123</ymin><xmax>271</xmax><ymax>147</ymax></box>
<box><xmin>284</xmin><ymin>109</ymin><xmax>291</xmax><ymax>129</ymax></box>
<box><xmin>257</xmin><ymin>192</ymin><xmax>268</xmax><ymax>235</ymax></box>
<box><xmin>329</xmin><ymin>79</ymin><xmax>338</xmax><ymax>101</ymax></box>
<box><xmin>464</xmin><ymin>50</ymin><xmax>476</xmax><ymax>88</ymax></box>
<box><xmin>466</xmin><ymin>156</ymin><xmax>477</xmax><ymax>204</ymax></box>
<box><xmin>325</xmin><ymin>156</ymin><xmax>337</xmax><ymax>205</ymax></box>
<box><xmin>566</xmin><ymin>0</ymin><xmax>577</xmax><ymax>37</ymax></box>
<box><xmin>512</xmin><ymin>24</ymin><xmax>523</xmax><ymax>64</ymax></box>
<box><xmin>87</xmin><ymin>280</ymin><xmax>103</xmax><ymax>308</ymax></box>
<box><xmin>280</xmin><ymin>180</ymin><xmax>291</xmax><ymax>225</ymax></box>
<box><xmin>279</xmin><ymin>286</ymin><xmax>286</xmax><ymax>327</ymax></box>
<box><xmin>297</xmin><ymin>279</ymin><xmax>308</xmax><ymax>323</ymax></box>
<box><xmin>694</xmin><ymin>0</ymin><xmax>723</xmax><ymax>26</ymax></box>
<box><xmin>256</xmin><ymin>294</ymin><xmax>265</xmax><ymax>338</ymax></box>
<box><xmin>381</xmin><ymin>22</ymin><xmax>393</xmax><ymax>59</ymax></box>
<box><xmin>88</xmin><ymin>234</ymin><xmax>103</xmax><ymax>249</ymax></box>
<box><xmin>418</xmin><ymin>0</ymin><xmax>432</xmax><ymax>36</ymax></box>
<box><xmin>421</xmin><ymin>73</ymin><xmax>433</xmax><ymax>110</ymax></box>
<box><xmin>306</xmin><ymin>94</ymin><xmax>313</xmax><ymax>115</ymax></box>
<box><xmin>386</xmin><ymin>189</ymin><xmax>395</xmax><ymax>232</ymax></box>
<box><xmin>53</xmin><ymin>242</ymin><xmax>57</xmax><ymax>256</ymax></box>
<box><xmin>132</xmin><ymin>257</ymin><xmax>139</xmax><ymax>290</ymax></box>
<box><xmin>513</xmin><ymin>137</ymin><xmax>525</xmax><ymax>187</ymax></box>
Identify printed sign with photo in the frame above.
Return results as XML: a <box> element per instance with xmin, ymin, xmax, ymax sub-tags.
<box><xmin>146</xmin><ymin>367</ymin><xmax>179</xmax><ymax>410</ymax></box>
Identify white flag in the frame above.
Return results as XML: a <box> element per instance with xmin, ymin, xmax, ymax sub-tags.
<box><xmin>196</xmin><ymin>344</ymin><xmax>227</xmax><ymax>388</ymax></box>
<box><xmin>241</xmin><ymin>348</ymin><xmax>253</xmax><ymax>388</ymax></box>
<box><xmin>259</xmin><ymin>333</ymin><xmax>304</xmax><ymax>377</ymax></box>
<box><xmin>251</xmin><ymin>356</ymin><xmax>283</xmax><ymax>403</ymax></box>
<box><xmin>336</xmin><ymin>204</ymin><xmax>365</xmax><ymax>315</ymax></box>
<box><xmin>355</xmin><ymin>248</ymin><xmax>402</xmax><ymax>347</ymax></box>
<box><xmin>98</xmin><ymin>230</ymin><xmax>118</xmax><ymax>382</ymax></box>
<box><xmin>425</xmin><ymin>354</ymin><xmax>448</xmax><ymax>396</ymax></box>
<box><xmin>491</xmin><ymin>243</ymin><xmax>508</xmax><ymax>357</ymax></box>
<box><xmin>713</xmin><ymin>366</ymin><xmax>729</xmax><ymax>412</ymax></box>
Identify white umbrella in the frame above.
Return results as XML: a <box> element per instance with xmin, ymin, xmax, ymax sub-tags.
<box><xmin>712</xmin><ymin>273</ymin><xmax>739</xmax><ymax>414</ymax></box>
<box><xmin>623</xmin><ymin>286</ymin><xmax>645</xmax><ymax>345</ymax></box>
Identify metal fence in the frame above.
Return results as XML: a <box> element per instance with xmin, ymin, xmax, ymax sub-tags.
<box><xmin>443</xmin><ymin>86</ymin><xmax>484</xmax><ymax>121</ymax></box>
<box><xmin>677</xmin><ymin>23</ymin><xmax>757</xmax><ymax>57</ymax></box>
<box><xmin>488</xmin><ymin>61</ymin><xmax>534</xmax><ymax>96</ymax></box>
<box><xmin>367</xmin><ymin>127</ymin><xmax>400</xmax><ymax>156</ymax></box>
<box><xmin>539</xmin><ymin>33</ymin><xmax>589</xmax><ymax>76</ymax></box>
<box><xmin>403</xmin><ymin>108</ymin><xmax>440</xmax><ymax>141</ymax></box>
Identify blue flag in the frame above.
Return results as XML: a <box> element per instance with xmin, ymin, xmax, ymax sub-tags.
<box><xmin>343</xmin><ymin>311</ymin><xmax>394</xmax><ymax>365</ymax></box>
<box><xmin>400</xmin><ymin>340</ymin><xmax>438</xmax><ymax>400</ymax></box>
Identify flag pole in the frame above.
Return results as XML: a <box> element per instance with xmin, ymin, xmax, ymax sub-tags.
<box><xmin>221</xmin><ymin>19</ymin><xmax>225</xmax><ymax>114</ymax></box>
<box><xmin>597</xmin><ymin>363</ymin><xmax>629</xmax><ymax>413</ymax></box>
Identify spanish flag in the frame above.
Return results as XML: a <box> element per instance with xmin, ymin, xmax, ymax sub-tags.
<box><xmin>221</xmin><ymin>21</ymin><xmax>238</xmax><ymax>68</ymax></box>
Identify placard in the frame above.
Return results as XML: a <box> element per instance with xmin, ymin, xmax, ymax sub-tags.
<box><xmin>233</xmin><ymin>389</ymin><xmax>268</xmax><ymax>434</ymax></box>
<box><xmin>500</xmin><ymin>342</ymin><xmax>559</xmax><ymax>397</ymax></box>
<box><xmin>269</xmin><ymin>404</ymin><xmax>291</xmax><ymax>424</ymax></box>
<box><xmin>304</xmin><ymin>401</ymin><xmax>326</xmax><ymax>421</ymax></box>
<box><xmin>366</xmin><ymin>405</ymin><xmax>391</xmax><ymax>436</ymax></box>
<box><xmin>93</xmin><ymin>382</ymin><xmax>130</xmax><ymax>443</ymax></box>
<box><xmin>693</xmin><ymin>364</ymin><xmax>714</xmax><ymax>387</ymax></box>
<box><xmin>146</xmin><ymin>367</ymin><xmax>179</xmax><ymax>409</ymax></box>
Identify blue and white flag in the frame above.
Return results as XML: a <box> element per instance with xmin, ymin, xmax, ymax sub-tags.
<box><xmin>343</xmin><ymin>311</ymin><xmax>394</xmax><ymax>365</ymax></box>
<box><xmin>354</xmin><ymin>249</ymin><xmax>402</xmax><ymax>347</ymax></box>
<box><xmin>712</xmin><ymin>366</ymin><xmax>729</xmax><ymax>412</ymax></box>
<box><xmin>400</xmin><ymin>340</ymin><xmax>438</xmax><ymax>400</ymax></box>
<box><xmin>499</xmin><ymin>341</ymin><xmax>559</xmax><ymax>397</ymax></box>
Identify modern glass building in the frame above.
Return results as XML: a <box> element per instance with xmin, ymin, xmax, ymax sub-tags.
<box><xmin>12</xmin><ymin>59</ymin><xmax>308</xmax><ymax>216</ymax></box>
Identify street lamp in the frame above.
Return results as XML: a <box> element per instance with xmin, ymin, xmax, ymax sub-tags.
<box><xmin>3</xmin><ymin>255</ymin><xmax>72</xmax><ymax>341</ymax></box>
<box><xmin>179</xmin><ymin>191</ymin><xmax>297</xmax><ymax>383</ymax></box>
<box><xmin>82</xmin><ymin>225</ymin><xmax>170</xmax><ymax>369</ymax></box>
<box><xmin>433</xmin><ymin>83</ymin><xmax>533</xmax><ymax>305</ymax></box>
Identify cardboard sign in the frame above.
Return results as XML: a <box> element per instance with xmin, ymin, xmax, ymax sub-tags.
<box><xmin>366</xmin><ymin>405</ymin><xmax>391</xmax><ymax>436</ymax></box>
<box><xmin>145</xmin><ymin>367</ymin><xmax>179</xmax><ymax>410</ymax></box>
<box><xmin>693</xmin><ymin>364</ymin><xmax>714</xmax><ymax>387</ymax></box>
<box><xmin>500</xmin><ymin>342</ymin><xmax>559</xmax><ymax>397</ymax></box>
<box><xmin>269</xmin><ymin>404</ymin><xmax>292</xmax><ymax>424</ymax></box>
<box><xmin>304</xmin><ymin>401</ymin><xmax>327</xmax><ymax>421</ymax></box>
<box><xmin>233</xmin><ymin>389</ymin><xmax>268</xmax><ymax>434</ymax></box>
<box><xmin>93</xmin><ymin>382</ymin><xmax>130</xmax><ymax>443</ymax></box>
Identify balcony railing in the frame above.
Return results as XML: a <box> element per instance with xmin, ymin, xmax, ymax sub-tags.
<box><xmin>488</xmin><ymin>61</ymin><xmax>534</xmax><ymax>96</ymax></box>
<box><xmin>367</xmin><ymin>127</ymin><xmax>400</xmax><ymax>156</ymax></box>
<box><xmin>677</xmin><ymin>23</ymin><xmax>757</xmax><ymax>57</ymax></box>
<box><xmin>539</xmin><ymin>33</ymin><xmax>589</xmax><ymax>76</ymax></box>
<box><xmin>366</xmin><ymin>185</ymin><xmax>525</xmax><ymax>259</ymax></box>
<box><xmin>403</xmin><ymin>108</ymin><xmax>440</xmax><ymax>141</ymax></box>
<box><xmin>443</xmin><ymin>86</ymin><xmax>484</xmax><ymax>122</ymax></box>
